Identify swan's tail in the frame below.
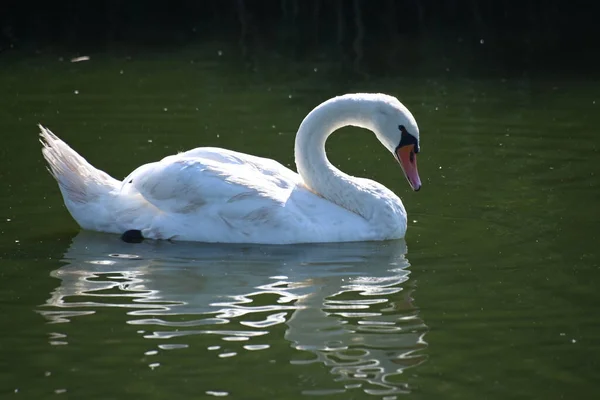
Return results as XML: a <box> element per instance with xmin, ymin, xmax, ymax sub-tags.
<box><xmin>39</xmin><ymin>125</ymin><xmax>121</xmax><ymax>227</ymax></box>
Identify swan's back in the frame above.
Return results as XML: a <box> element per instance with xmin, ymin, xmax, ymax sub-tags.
<box><xmin>120</xmin><ymin>148</ymin><xmax>373</xmax><ymax>243</ymax></box>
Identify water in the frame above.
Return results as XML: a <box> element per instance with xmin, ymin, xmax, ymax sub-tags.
<box><xmin>1</xmin><ymin>46</ymin><xmax>599</xmax><ymax>398</ymax></box>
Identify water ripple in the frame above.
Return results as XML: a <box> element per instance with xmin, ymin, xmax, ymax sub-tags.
<box><xmin>38</xmin><ymin>231</ymin><xmax>428</xmax><ymax>396</ymax></box>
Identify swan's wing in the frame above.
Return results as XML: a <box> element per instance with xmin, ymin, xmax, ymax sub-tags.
<box><xmin>118</xmin><ymin>147</ymin><xmax>373</xmax><ymax>243</ymax></box>
<box><xmin>123</xmin><ymin>148</ymin><xmax>302</xmax><ymax>215</ymax></box>
<box><xmin>178</xmin><ymin>147</ymin><xmax>300</xmax><ymax>183</ymax></box>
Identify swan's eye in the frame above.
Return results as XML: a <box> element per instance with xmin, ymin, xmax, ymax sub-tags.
<box><xmin>129</xmin><ymin>179</ymin><xmax>133</xmax><ymax>183</ymax></box>
<box><xmin>396</xmin><ymin>125</ymin><xmax>420</xmax><ymax>154</ymax></box>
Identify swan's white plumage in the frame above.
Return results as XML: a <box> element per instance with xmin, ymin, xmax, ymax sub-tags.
<box><xmin>40</xmin><ymin>93</ymin><xmax>420</xmax><ymax>244</ymax></box>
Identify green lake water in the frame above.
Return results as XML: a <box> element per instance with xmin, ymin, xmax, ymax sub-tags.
<box><xmin>0</xmin><ymin>46</ymin><xmax>599</xmax><ymax>399</ymax></box>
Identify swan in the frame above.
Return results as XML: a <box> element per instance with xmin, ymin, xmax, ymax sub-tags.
<box><xmin>40</xmin><ymin>93</ymin><xmax>422</xmax><ymax>244</ymax></box>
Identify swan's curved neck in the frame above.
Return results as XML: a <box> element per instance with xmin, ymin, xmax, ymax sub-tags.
<box><xmin>294</xmin><ymin>97</ymin><xmax>389</xmax><ymax>221</ymax></box>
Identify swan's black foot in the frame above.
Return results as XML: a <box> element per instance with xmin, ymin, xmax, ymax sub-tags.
<box><xmin>121</xmin><ymin>230</ymin><xmax>144</xmax><ymax>243</ymax></box>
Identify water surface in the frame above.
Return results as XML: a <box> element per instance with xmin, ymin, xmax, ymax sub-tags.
<box><xmin>0</xmin><ymin>47</ymin><xmax>599</xmax><ymax>398</ymax></box>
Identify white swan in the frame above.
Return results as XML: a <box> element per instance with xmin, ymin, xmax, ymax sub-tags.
<box><xmin>40</xmin><ymin>93</ymin><xmax>422</xmax><ymax>244</ymax></box>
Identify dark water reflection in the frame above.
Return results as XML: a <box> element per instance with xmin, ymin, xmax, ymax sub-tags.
<box><xmin>39</xmin><ymin>232</ymin><xmax>427</xmax><ymax>397</ymax></box>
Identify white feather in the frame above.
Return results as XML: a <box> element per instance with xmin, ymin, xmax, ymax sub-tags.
<box><xmin>40</xmin><ymin>93</ymin><xmax>420</xmax><ymax>244</ymax></box>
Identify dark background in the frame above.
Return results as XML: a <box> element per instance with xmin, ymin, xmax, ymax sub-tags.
<box><xmin>1</xmin><ymin>0</ymin><xmax>598</xmax><ymax>76</ymax></box>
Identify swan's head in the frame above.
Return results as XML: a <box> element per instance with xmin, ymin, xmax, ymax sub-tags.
<box><xmin>370</xmin><ymin>94</ymin><xmax>422</xmax><ymax>191</ymax></box>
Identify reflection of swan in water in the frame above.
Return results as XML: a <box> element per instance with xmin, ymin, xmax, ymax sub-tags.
<box><xmin>40</xmin><ymin>232</ymin><xmax>428</xmax><ymax>396</ymax></box>
<box><xmin>285</xmin><ymin>255</ymin><xmax>426</xmax><ymax>396</ymax></box>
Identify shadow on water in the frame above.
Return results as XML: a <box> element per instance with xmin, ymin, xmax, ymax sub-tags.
<box><xmin>38</xmin><ymin>231</ymin><xmax>428</xmax><ymax>396</ymax></box>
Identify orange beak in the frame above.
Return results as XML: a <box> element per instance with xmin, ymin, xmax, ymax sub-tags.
<box><xmin>395</xmin><ymin>144</ymin><xmax>421</xmax><ymax>191</ymax></box>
